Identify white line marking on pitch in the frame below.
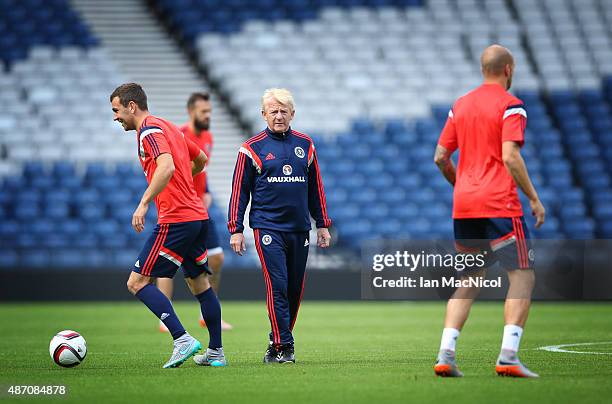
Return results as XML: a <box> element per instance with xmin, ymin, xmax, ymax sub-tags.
<box><xmin>537</xmin><ymin>341</ymin><xmax>612</xmax><ymax>355</ymax></box>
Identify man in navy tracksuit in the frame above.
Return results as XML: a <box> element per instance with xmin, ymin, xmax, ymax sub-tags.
<box><xmin>228</xmin><ymin>88</ymin><xmax>332</xmax><ymax>364</ymax></box>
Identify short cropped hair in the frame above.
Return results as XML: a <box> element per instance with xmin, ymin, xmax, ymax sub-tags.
<box><xmin>187</xmin><ymin>92</ymin><xmax>210</xmax><ymax>110</ymax></box>
<box><xmin>110</xmin><ymin>83</ymin><xmax>148</xmax><ymax>110</ymax></box>
<box><xmin>261</xmin><ymin>88</ymin><xmax>295</xmax><ymax>112</ymax></box>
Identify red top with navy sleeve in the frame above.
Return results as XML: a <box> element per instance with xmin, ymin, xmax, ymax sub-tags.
<box><xmin>437</xmin><ymin>83</ymin><xmax>527</xmax><ymax>219</ymax></box>
<box><xmin>137</xmin><ymin>115</ymin><xmax>208</xmax><ymax>223</ymax></box>
<box><xmin>180</xmin><ymin>124</ymin><xmax>212</xmax><ymax>199</ymax></box>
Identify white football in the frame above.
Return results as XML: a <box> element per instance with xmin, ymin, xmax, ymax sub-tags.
<box><xmin>49</xmin><ymin>330</ymin><xmax>87</xmax><ymax>367</ymax></box>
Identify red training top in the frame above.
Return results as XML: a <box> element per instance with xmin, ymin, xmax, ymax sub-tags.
<box><xmin>137</xmin><ymin>115</ymin><xmax>208</xmax><ymax>223</ymax></box>
<box><xmin>438</xmin><ymin>83</ymin><xmax>527</xmax><ymax>219</ymax></box>
<box><xmin>180</xmin><ymin>124</ymin><xmax>212</xmax><ymax>199</ymax></box>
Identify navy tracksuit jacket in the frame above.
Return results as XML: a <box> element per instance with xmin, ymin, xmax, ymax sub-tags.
<box><xmin>228</xmin><ymin>127</ymin><xmax>332</xmax><ymax>346</ymax></box>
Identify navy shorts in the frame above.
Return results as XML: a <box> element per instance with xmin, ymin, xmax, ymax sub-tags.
<box><xmin>133</xmin><ymin>220</ymin><xmax>211</xmax><ymax>278</ymax></box>
<box><xmin>454</xmin><ymin>217</ymin><xmax>534</xmax><ymax>270</ymax></box>
<box><xmin>206</xmin><ymin>217</ymin><xmax>223</xmax><ymax>256</ymax></box>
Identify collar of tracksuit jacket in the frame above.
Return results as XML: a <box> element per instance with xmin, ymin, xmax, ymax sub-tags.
<box><xmin>265</xmin><ymin>126</ymin><xmax>292</xmax><ymax>140</ymax></box>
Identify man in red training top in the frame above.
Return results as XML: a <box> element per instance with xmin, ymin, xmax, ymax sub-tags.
<box><xmin>110</xmin><ymin>83</ymin><xmax>225</xmax><ymax>368</ymax></box>
<box><xmin>433</xmin><ymin>45</ymin><xmax>545</xmax><ymax>378</ymax></box>
<box><xmin>157</xmin><ymin>92</ymin><xmax>233</xmax><ymax>331</ymax></box>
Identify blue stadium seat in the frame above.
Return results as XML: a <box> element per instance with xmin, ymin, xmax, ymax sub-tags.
<box><xmin>123</xmin><ymin>176</ymin><xmax>147</xmax><ymax>192</ymax></box>
<box><xmin>23</xmin><ymin>161</ymin><xmax>46</xmax><ymax>179</ymax></box>
<box><xmin>358</xmin><ymin>160</ymin><xmax>385</xmax><ymax>175</ymax></box>
<box><xmin>0</xmin><ymin>249</ymin><xmax>18</xmax><ymax>267</ymax></box>
<box><xmin>72</xmin><ymin>233</ymin><xmax>98</xmax><ymax>248</ymax></box>
<box><xmin>600</xmin><ymin>221</ymin><xmax>612</xmax><ymax>238</ymax></box>
<box><xmin>395</xmin><ymin>174</ymin><xmax>421</xmax><ymax>189</ymax></box>
<box><xmin>14</xmin><ymin>202</ymin><xmax>40</xmax><ymax>220</ymax></box>
<box><xmin>352</xmin><ymin>189</ymin><xmax>377</xmax><ymax>204</ymax></box>
<box><xmin>562</xmin><ymin>219</ymin><xmax>595</xmax><ymax>239</ymax></box>
<box><xmin>74</xmin><ymin>189</ymin><xmax>100</xmax><ymax>206</ymax></box>
<box><xmin>31</xmin><ymin>176</ymin><xmax>55</xmax><ymax>191</ymax></box>
<box><xmin>114</xmin><ymin>248</ymin><xmax>137</xmax><ymax>268</ymax></box>
<box><xmin>559</xmin><ymin>203</ymin><xmax>587</xmax><ymax>220</ymax></box>
<box><xmin>369</xmin><ymin>174</ymin><xmax>394</xmax><ymax>190</ymax></box>
<box><xmin>93</xmin><ymin>176</ymin><xmax>122</xmax><ymax>193</ymax></box>
<box><xmin>104</xmin><ymin>192</ymin><xmax>133</xmax><ymax>207</ymax></box>
<box><xmin>53</xmin><ymin>161</ymin><xmax>76</xmax><ymax>178</ymax></box>
<box><xmin>351</xmin><ymin>119</ymin><xmax>377</xmax><ymax>136</ymax></box>
<box><xmin>45</xmin><ymin>203</ymin><xmax>70</xmax><ymax>219</ymax></box>
<box><xmin>407</xmin><ymin>217</ymin><xmax>432</xmax><ymax>239</ymax></box>
<box><xmin>582</xmin><ymin>175</ymin><xmax>611</xmax><ymax>191</ymax></box>
<box><xmin>329</xmin><ymin>203</ymin><xmax>359</xmax><ymax>225</ymax></box>
<box><xmin>378</xmin><ymin>189</ymin><xmax>406</xmax><ymax>205</ymax></box>
<box><xmin>52</xmin><ymin>249</ymin><xmax>86</xmax><ymax>268</ymax></box>
<box><xmin>46</xmin><ymin>190</ymin><xmax>71</xmax><ymax>205</ymax></box>
<box><xmin>385</xmin><ymin>159</ymin><xmax>411</xmax><ymax>176</ymax></box>
<box><xmin>85</xmin><ymin>163</ymin><xmax>107</xmax><ymax>181</ymax></box>
<box><xmin>384</xmin><ymin>119</ymin><xmax>408</xmax><ymax>137</ymax></box>
<box><xmin>592</xmin><ymin>190</ymin><xmax>612</xmax><ymax>206</ymax></box>
<box><xmin>78</xmin><ymin>204</ymin><xmax>106</xmax><ymax>220</ymax></box>
<box><xmin>100</xmin><ymin>234</ymin><xmax>129</xmax><ymax>249</ymax></box>
<box><xmin>390</xmin><ymin>130</ymin><xmax>419</xmax><ymax>147</ymax></box>
<box><xmin>57</xmin><ymin>219</ymin><xmax>84</xmax><ymax>236</ymax></box>
<box><xmin>592</xmin><ymin>204</ymin><xmax>612</xmax><ymax>221</ymax></box>
<box><xmin>395</xmin><ymin>203</ymin><xmax>420</xmax><ymax>221</ymax></box>
<box><xmin>421</xmin><ymin>203</ymin><xmax>450</xmax><ymax>219</ymax></box>
<box><xmin>57</xmin><ymin>176</ymin><xmax>82</xmax><ymax>191</ymax></box>
<box><xmin>43</xmin><ymin>235</ymin><xmax>71</xmax><ymax>248</ymax></box>
<box><xmin>378</xmin><ymin>220</ymin><xmax>402</xmax><ymax>238</ymax></box>
<box><xmin>20</xmin><ymin>249</ymin><xmax>50</xmax><ymax>268</ymax></box>
<box><xmin>327</xmin><ymin>189</ymin><xmax>348</xmax><ymax>206</ymax></box>
<box><xmin>339</xmin><ymin>218</ymin><xmax>372</xmax><ymax>247</ymax></box>
<box><xmin>430</xmin><ymin>220</ymin><xmax>453</xmax><ymax>239</ymax></box>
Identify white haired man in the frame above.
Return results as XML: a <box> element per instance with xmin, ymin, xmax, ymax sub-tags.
<box><xmin>228</xmin><ymin>88</ymin><xmax>332</xmax><ymax>363</ymax></box>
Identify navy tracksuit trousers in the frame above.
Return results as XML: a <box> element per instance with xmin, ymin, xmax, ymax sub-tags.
<box><xmin>253</xmin><ymin>229</ymin><xmax>309</xmax><ymax>346</ymax></box>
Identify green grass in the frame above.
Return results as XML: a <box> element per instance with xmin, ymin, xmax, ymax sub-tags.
<box><xmin>1</xmin><ymin>301</ymin><xmax>611</xmax><ymax>403</ymax></box>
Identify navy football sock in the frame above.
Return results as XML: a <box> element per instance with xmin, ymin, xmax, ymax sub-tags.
<box><xmin>195</xmin><ymin>288</ymin><xmax>222</xmax><ymax>349</ymax></box>
<box><xmin>136</xmin><ymin>284</ymin><xmax>186</xmax><ymax>340</ymax></box>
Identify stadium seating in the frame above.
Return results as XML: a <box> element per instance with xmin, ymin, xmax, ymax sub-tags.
<box><xmin>0</xmin><ymin>159</ymin><xmax>245</xmax><ymax>269</ymax></box>
<box><xmin>2</xmin><ymin>0</ymin><xmax>612</xmax><ymax>268</ymax></box>
<box><xmin>0</xmin><ymin>0</ymin><xmax>98</xmax><ymax>67</ymax></box>
<box><xmin>0</xmin><ymin>0</ymin><xmax>252</xmax><ymax>269</ymax></box>
<box><xmin>153</xmin><ymin>0</ymin><xmax>612</xmax><ymax>247</ymax></box>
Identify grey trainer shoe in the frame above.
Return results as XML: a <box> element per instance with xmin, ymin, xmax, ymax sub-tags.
<box><xmin>162</xmin><ymin>334</ymin><xmax>202</xmax><ymax>369</ymax></box>
<box><xmin>434</xmin><ymin>349</ymin><xmax>464</xmax><ymax>377</ymax></box>
<box><xmin>495</xmin><ymin>349</ymin><xmax>539</xmax><ymax>378</ymax></box>
<box><xmin>193</xmin><ymin>347</ymin><xmax>227</xmax><ymax>367</ymax></box>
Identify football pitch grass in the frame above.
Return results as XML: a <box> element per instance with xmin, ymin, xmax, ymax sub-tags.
<box><xmin>1</xmin><ymin>301</ymin><xmax>611</xmax><ymax>403</ymax></box>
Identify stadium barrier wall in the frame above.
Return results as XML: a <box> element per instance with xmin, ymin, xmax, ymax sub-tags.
<box><xmin>0</xmin><ymin>269</ymin><xmax>361</xmax><ymax>301</ymax></box>
<box><xmin>1</xmin><ymin>263</ymin><xmax>611</xmax><ymax>301</ymax></box>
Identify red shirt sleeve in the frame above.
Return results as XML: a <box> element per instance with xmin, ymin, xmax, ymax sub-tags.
<box><xmin>185</xmin><ymin>136</ymin><xmax>201</xmax><ymax>161</ymax></box>
<box><xmin>502</xmin><ymin>104</ymin><xmax>526</xmax><ymax>147</ymax></box>
<box><xmin>438</xmin><ymin>109</ymin><xmax>458</xmax><ymax>152</ymax></box>
<box><xmin>143</xmin><ymin>132</ymin><xmax>170</xmax><ymax>159</ymax></box>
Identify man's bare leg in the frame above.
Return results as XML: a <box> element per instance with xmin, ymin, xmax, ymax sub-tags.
<box><xmin>496</xmin><ymin>268</ymin><xmax>538</xmax><ymax>378</ymax></box>
<box><xmin>435</xmin><ymin>269</ymin><xmax>486</xmax><ymax>377</ymax></box>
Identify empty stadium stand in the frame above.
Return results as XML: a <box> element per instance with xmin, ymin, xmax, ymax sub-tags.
<box><xmin>0</xmin><ymin>0</ymin><xmax>249</xmax><ymax>269</ymax></box>
<box><xmin>153</xmin><ymin>0</ymin><xmax>612</xmax><ymax>247</ymax></box>
<box><xmin>1</xmin><ymin>0</ymin><xmax>612</xmax><ymax>270</ymax></box>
